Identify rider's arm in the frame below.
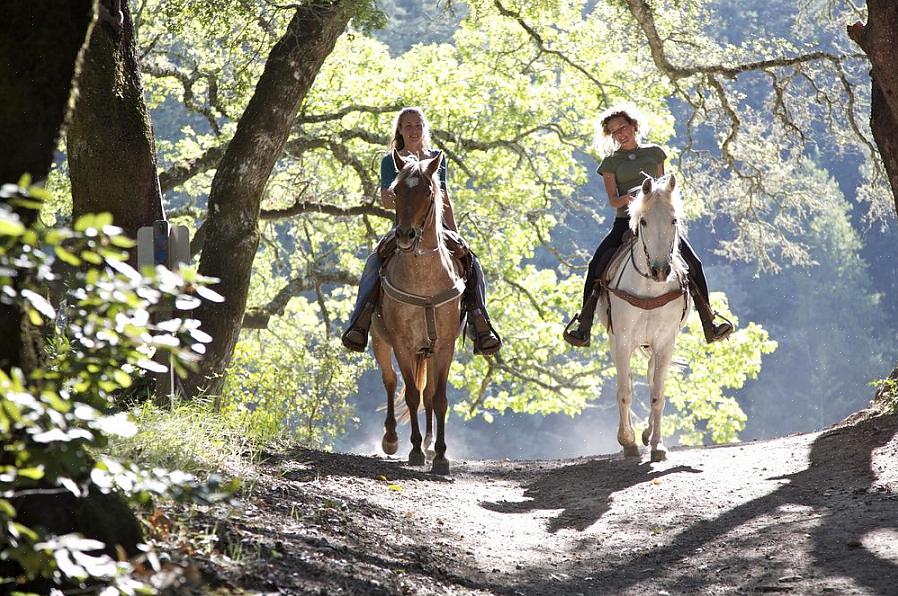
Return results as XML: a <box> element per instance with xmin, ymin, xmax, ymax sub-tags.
<box><xmin>442</xmin><ymin>188</ymin><xmax>458</xmax><ymax>232</ymax></box>
<box><xmin>380</xmin><ymin>154</ymin><xmax>397</xmax><ymax>209</ymax></box>
<box><xmin>380</xmin><ymin>186</ymin><xmax>396</xmax><ymax>209</ymax></box>
<box><xmin>603</xmin><ymin>172</ymin><xmax>632</xmax><ymax>210</ymax></box>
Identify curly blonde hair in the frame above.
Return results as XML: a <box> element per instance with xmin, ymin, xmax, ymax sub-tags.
<box><xmin>593</xmin><ymin>103</ymin><xmax>648</xmax><ymax>156</ymax></box>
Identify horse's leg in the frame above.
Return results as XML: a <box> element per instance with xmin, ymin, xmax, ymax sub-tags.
<box><xmin>642</xmin><ymin>350</ymin><xmax>655</xmax><ymax>447</ymax></box>
<box><xmin>423</xmin><ymin>367</ymin><xmax>435</xmax><ymax>461</ymax></box>
<box><xmin>402</xmin><ymin>356</ymin><xmax>425</xmax><ymax>466</ymax></box>
<box><xmin>430</xmin><ymin>359</ymin><xmax>451</xmax><ymax>475</ymax></box>
<box><xmin>612</xmin><ymin>335</ymin><xmax>639</xmax><ymax>457</ymax></box>
<box><xmin>372</xmin><ymin>334</ymin><xmax>398</xmax><ymax>455</ymax></box>
<box><xmin>422</xmin><ymin>379</ymin><xmax>436</xmax><ymax>460</ymax></box>
<box><xmin>647</xmin><ymin>344</ymin><xmax>675</xmax><ymax>462</ymax></box>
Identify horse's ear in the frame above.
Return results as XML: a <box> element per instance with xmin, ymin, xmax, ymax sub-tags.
<box><xmin>641</xmin><ymin>177</ymin><xmax>654</xmax><ymax>195</ymax></box>
<box><xmin>392</xmin><ymin>149</ymin><xmax>405</xmax><ymax>173</ymax></box>
<box><xmin>423</xmin><ymin>150</ymin><xmax>443</xmax><ymax>178</ymax></box>
<box><xmin>666</xmin><ymin>174</ymin><xmax>676</xmax><ymax>191</ymax></box>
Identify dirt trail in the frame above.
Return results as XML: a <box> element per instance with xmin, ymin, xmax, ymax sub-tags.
<box><xmin>173</xmin><ymin>412</ymin><xmax>898</xmax><ymax>595</ymax></box>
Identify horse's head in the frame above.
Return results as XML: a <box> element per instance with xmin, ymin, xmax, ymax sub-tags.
<box><xmin>629</xmin><ymin>175</ymin><xmax>683</xmax><ymax>282</ymax></box>
<box><xmin>390</xmin><ymin>149</ymin><xmax>443</xmax><ymax>252</ymax></box>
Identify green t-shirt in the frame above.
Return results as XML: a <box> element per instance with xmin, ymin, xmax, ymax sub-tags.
<box><xmin>597</xmin><ymin>144</ymin><xmax>667</xmax><ymax>217</ymax></box>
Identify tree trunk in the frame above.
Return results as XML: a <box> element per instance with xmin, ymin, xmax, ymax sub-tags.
<box><xmin>183</xmin><ymin>1</ymin><xmax>352</xmax><ymax>397</ymax></box>
<box><xmin>0</xmin><ymin>1</ymin><xmax>93</xmax><ymax>185</ymax></box>
<box><xmin>0</xmin><ymin>1</ymin><xmax>93</xmax><ymax>372</ymax></box>
<box><xmin>847</xmin><ymin>1</ymin><xmax>898</xmax><ymax>397</ymax></box>
<box><xmin>0</xmin><ymin>4</ymin><xmax>144</xmax><ymax>588</ymax></box>
<box><xmin>67</xmin><ymin>0</ymin><xmax>165</xmax><ymax>243</ymax></box>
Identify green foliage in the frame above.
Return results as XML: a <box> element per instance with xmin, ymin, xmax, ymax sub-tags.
<box><xmin>221</xmin><ymin>305</ymin><xmax>363</xmax><ymax>448</ymax></box>
<box><xmin>661</xmin><ymin>294</ymin><xmax>777</xmax><ymax>444</ymax></box>
<box><xmin>870</xmin><ymin>376</ymin><xmax>898</xmax><ymax>415</ymax></box>
<box><xmin>108</xmin><ymin>398</ymin><xmax>258</xmax><ymax>475</ymax></box>
<box><xmin>131</xmin><ymin>0</ymin><xmax>776</xmax><ymax>443</ymax></box>
<box><xmin>0</xmin><ymin>180</ymin><xmax>232</xmax><ymax>591</ymax></box>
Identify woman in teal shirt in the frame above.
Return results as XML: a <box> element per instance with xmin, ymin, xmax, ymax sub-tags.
<box><xmin>563</xmin><ymin>105</ymin><xmax>733</xmax><ymax>346</ymax></box>
<box><xmin>342</xmin><ymin>107</ymin><xmax>501</xmax><ymax>355</ymax></box>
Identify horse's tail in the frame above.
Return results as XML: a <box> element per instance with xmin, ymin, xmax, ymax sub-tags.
<box><xmin>414</xmin><ymin>353</ymin><xmax>428</xmax><ymax>397</ymax></box>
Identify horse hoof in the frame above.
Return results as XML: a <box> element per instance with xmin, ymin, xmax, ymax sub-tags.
<box><xmin>430</xmin><ymin>458</ymin><xmax>450</xmax><ymax>475</ymax></box>
<box><xmin>408</xmin><ymin>450</ymin><xmax>426</xmax><ymax>466</ymax></box>
<box><xmin>623</xmin><ymin>445</ymin><xmax>641</xmax><ymax>458</ymax></box>
<box><xmin>651</xmin><ymin>449</ymin><xmax>667</xmax><ymax>462</ymax></box>
<box><xmin>641</xmin><ymin>427</ymin><xmax>651</xmax><ymax>446</ymax></box>
<box><xmin>382</xmin><ymin>436</ymin><xmax>399</xmax><ymax>455</ymax></box>
<box><xmin>425</xmin><ymin>448</ymin><xmax>436</xmax><ymax>462</ymax></box>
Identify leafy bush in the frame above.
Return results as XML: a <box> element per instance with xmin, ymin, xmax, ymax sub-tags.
<box><xmin>0</xmin><ymin>179</ymin><xmax>233</xmax><ymax>593</ymax></box>
<box><xmin>220</xmin><ymin>310</ymin><xmax>364</xmax><ymax>448</ymax></box>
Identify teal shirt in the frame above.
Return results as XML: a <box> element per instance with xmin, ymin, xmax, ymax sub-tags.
<box><xmin>597</xmin><ymin>144</ymin><xmax>667</xmax><ymax>217</ymax></box>
<box><xmin>380</xmin><ymin>150</ymin><xmax>448</xmax><ymax>189</ymax></box>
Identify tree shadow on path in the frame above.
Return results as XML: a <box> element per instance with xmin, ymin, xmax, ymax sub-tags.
<box><xmin>480</xmin><ymin>457</ymin><xmax>702</xmax><ymax>533</ymax></box>
<box><xmin>521</xmin><ymin>414</ymin><xmax>898</xmax><ymax>595</ymax></box>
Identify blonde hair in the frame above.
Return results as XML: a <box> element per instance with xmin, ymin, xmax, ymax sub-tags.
<box><xmin>389</xmin><ymin>107</ymin><xmax>433</xmax><ymax>151</ymax></box>
<box><xmin>593</xmin><ymin>103</ymin><xmax>648</xmax><ymax>156</ymax></box>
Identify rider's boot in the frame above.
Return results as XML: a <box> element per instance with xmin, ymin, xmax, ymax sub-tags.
<box><xmin>341</xmin><ymin>300</ymin><xmax>376</xmax><ymax>352</ymax></box>
<box><xmin>690</xmin><ymin>282</ymin><xmax>734</xmax><ymax>343</ymax></box>
<box><xmin>563</xmin><ymin>285</ymin><xmax>601</xmax><ymax>347</ymax></box>
<box><xmin>342</xmin><ymin>252</ymin><xmax>383</xmax><ymax>352</ymax></box>
<box><xmin>464</xmin><ymin>255</ymin><xmax>502</xmax><ymax>356</ymax></box>
<box><xmin>469</xmin><ymin>308</ymin><xmax>502</xmax><ymax>355</ymax></box>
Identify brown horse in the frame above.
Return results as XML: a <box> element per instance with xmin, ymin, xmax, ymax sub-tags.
<box><xmin>371</xmin><ymin>149</ymin><xmax>465</xmax><ymax>475</ymax></box>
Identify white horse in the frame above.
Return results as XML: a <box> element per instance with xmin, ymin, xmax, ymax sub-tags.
<box><xmin>599</xmin><ymin>175</ymin><xmax>692</xmax><ymax>462</ymax></box>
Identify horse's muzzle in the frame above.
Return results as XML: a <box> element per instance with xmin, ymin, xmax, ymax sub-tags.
<box><xmin>651</xmin><ymin>264</ymin><xmax>671</xmax><ymax>282</ymax></box>
<box><xmin>396</xmin><ymin>226</ymin><xmax>418</xmax><ymax>250</ymax></box>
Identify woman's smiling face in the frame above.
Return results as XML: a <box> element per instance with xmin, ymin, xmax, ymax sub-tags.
<box><xmin>400</xmin><ymin>112</ymin><xmax>425</xmax><ymax>150</ymax></box>
<box><xmin>606</xmin><ymin>115</ymin><xmax>637</xmax><ymax>149</ymax></box>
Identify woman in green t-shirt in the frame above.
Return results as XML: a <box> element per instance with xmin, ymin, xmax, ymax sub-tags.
<box><xmin>563</xmin><ymin>105</ymin><xmax>733</xmax><ymax>347</ymax></box>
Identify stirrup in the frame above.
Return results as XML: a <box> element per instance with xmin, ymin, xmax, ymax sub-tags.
<box><xmin>705</xmin><ymin>312</ymin><xmax>735</xmax><ymax>343</ymax></box>
<box><xmin>563</xmin><ymin>314</ymin><xmax>590</xmax><ymax>347</ymax></box>
<box><xmin>470</xmin><ymin>310</ymin><xmax>501</xmax><ymax>356</ymax></box>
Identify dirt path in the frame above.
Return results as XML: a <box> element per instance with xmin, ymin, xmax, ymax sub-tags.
<box><xmin>170</xmin><ymin>412</ymin><xmax>898</xmax><ymax>595</ymax></box>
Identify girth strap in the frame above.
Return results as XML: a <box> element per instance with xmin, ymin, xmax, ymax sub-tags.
<box><xmin>381</xmin><ymin>276</ymin><xmax>466</xmax><ymax>356</ymax></box>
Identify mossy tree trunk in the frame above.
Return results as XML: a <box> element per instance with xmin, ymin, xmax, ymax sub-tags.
<box><xmin>0</xmin><ymin>1</ymin><xmax>93</xmax><ymax>372</ymax></box>
<box><xmin>67</xmin><ymin>0</ymin><xmax>165</xmax><ymax>244</ymax></box>
<box><xmin>182</xmin><ymin>1</ymin><xmax>353</xmax><ymax>397</ymax></box>
<box><xmin>0</xmin><ymin>2</ymin><xmax>143</xmax><ymax>588</ymax></box>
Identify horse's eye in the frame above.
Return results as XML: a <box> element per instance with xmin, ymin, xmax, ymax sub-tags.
<box><xmin>640</xmin><ymin>218</ymin><xmax>646</xmax><ymax>227</ymax></box>
<box><xmin>672</xmin><ymin>218</ymin><xmax>678</xmax><ymax>225</ymax></box>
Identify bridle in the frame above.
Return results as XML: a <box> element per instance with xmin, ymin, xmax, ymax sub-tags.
<box><xmin>395</xmin><ymin>173</ymin><xmax>438</xmax><ymax>256</ymax></box>
<box><xmin>630</xmin><ymin>220</ymin><xmax>678</xmax><ymax>281</ymax></box>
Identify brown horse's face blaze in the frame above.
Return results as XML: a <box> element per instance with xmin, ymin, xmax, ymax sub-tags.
<box><xmin>392</xmin><ymin>150</ymin><xmax>442</xmax><ymax>251</ymax></box>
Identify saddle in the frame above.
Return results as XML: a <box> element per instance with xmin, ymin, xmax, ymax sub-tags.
<box><xmin>375</xmin><ymin>228</ymin><xmax>473</xmax><ymax>278</ymax></box>
<box><xmin>598</xmin><ymin>229</ymin><xmax>689</xmax><ymax>333</ymax></box>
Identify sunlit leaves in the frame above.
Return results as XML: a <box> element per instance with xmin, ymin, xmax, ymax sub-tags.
<box><xmin>0</xmin><ymin>184</ymin><xmax>230</xmax><ymax>590</ymax></box>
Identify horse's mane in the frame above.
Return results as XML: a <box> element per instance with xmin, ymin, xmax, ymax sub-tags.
<box><xmin>628</xmin><ymin>175</ymin><xmax>687</xmax><ymax>278</ymax></box>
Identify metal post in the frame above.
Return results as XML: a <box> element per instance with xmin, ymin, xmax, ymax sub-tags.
<box><xmin>137</xmin><ymin>220</ymin><xmax>190</xmax><ymax>406</ymax></box>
